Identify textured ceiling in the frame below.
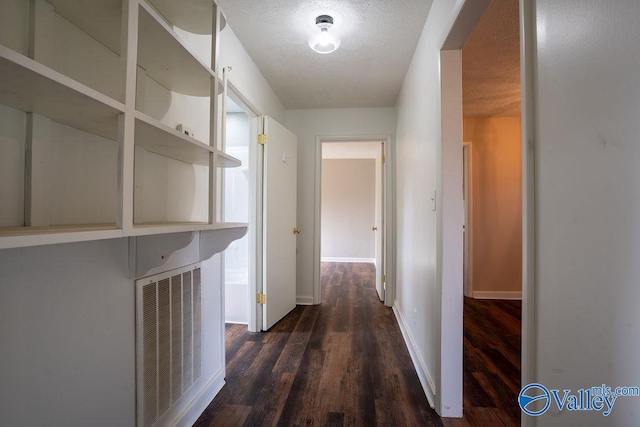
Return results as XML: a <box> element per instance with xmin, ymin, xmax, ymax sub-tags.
<box><xmin>217</xmin><ymin>0</ymin><xmax>433</xmax><ymax>109</ymax></box>
<box><xmin>462</xmin><ymin>0</ymin><xmax>520</xmax><ymax>117</ymax></box>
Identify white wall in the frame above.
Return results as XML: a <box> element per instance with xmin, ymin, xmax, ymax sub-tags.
<box><xmin>0</xmin><ymin>0</ymin><xmax>29</xmax><ymax>56</ymax></box>
<box><xmin>51</xmin><ymin>10</ymin><xmax>123</xmax><ymax>101</ymax></box>
<box><xmin>321</xmin><ymin>159</ymin><xmax>376</xmax><ymax>260</ymax></box>
<box><xmin>49</xmin><ymin>123</ymin><xmax>118</xmax><ymax>225</ymax></box>
<box><xmin>0</xmin><ymin>239</ymin><xmax>136</xmax><ymax>427</ymax></box>
<box><xmin>531</xmin><ymin>1</ymin><xmax>640</xmax><ymax>425</ymax></box>
<box><xmin>394</xmin><ymin>0</ymin><xmax>467</xmax><ymax>414</ymax></box>
<box><xmin>0</xmin><ymin>104</ymin><xmax>26</xmax><ymax>227</ymax></box>
<box><xmin>284</xmin><ymin>108</ymin><xmax>396</xmax><ymax>302</ymax></box>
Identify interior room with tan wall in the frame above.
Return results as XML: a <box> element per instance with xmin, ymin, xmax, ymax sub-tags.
<box><xmin>463</xmin><ymin>117</ymin><xmax>521</xmax><ymax>296</ymax></box>
<box><xmin>461</xmin><ymin>0</ymin><xmax>521</xmax><ymax>298</ymax></box>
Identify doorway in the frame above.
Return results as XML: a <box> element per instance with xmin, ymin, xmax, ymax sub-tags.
<box><xmin>221</xmin><ymin>84</ymin><xmax>261</xmax><ymax>332</ymax></box>
<box><xmin>321</xmin><ymin>141</ymin><xmax>383</xmax><ymax>300</ymax></box>
<box><xmin>313</xmin><ymin>136</ymin><xmax>393</xmax><ymax>307</ymax></box>
<box><xmin>438</xmin><ymin>0</ymin><xmax>529</xmax><ymax>420</ymax></box>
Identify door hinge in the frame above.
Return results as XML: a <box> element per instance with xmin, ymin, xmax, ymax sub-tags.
<box><xmin>256</xmin><ymin>293</ymin><xmax>266</xmax><ymax>304</ymax></box>
<box><xmin>382</xmin><ymin>274</ymin><xmax>386</xmax><ymax>283</ymax></box>
<box><xmin>258</xmin><ymin>133</ymin><xmax>267</xmax><ymax>145</ymax></box>
<box><xmin>382</xmin><ymin>155</ymin><xmax>386</xmax><ymax>164</ymax></box>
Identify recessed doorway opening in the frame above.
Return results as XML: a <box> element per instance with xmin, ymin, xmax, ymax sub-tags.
<box><xmin>318</xmin><ymin>140</ymin><xmax>388</xmax><ymax>304</ymax></box>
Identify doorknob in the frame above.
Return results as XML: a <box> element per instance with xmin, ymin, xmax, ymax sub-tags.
<box><xmin>372</xmin><ymin>226</ymin><xmax>378</xmax><ymax>231</ymax></box>
<box><xmin>293</xmin><ymin>227</ymin><xmax>301</xmax><ymax>235</ymax></box>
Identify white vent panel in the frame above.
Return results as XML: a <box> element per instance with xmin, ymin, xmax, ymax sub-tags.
<box><xmin>136</xmin><ymin>264</ymin><xmax>203</xmax><ymax>427</ymax></box>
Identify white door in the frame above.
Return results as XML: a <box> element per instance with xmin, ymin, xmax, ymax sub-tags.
<box><xmin>262</xmin><ymin>116</ymin><xmax>298</xmax><ymax>330</ymax></box>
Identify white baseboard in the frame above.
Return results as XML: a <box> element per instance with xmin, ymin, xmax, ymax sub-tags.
<box><xmin>296</xmin><ymin>296</ymin><xmax>315</xmax><ymax>305</ymax></box>
<box><xmin>174</xmin><ymin>368</ymin><xmax>226</xmax><ymax>427</ymax></box>
<box><xmin>472</xmin><ymin>291</ymin><xmax>522</xmax><ymax>300</ymax></box>
<box><xmin>321</xmin><ymin>257</ymin><xmax>376</xmax><ymax>264</ymax></box>
<box><xmin>393</xmin><ymin>303</ymin><xmax>436</xmax><ymax>408</ymax></box>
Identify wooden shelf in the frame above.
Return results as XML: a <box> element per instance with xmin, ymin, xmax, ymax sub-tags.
<box><xmin>138</xmin><ymin>1</ymin><xmax>219</xmax><ymax>96</ymax></box>
<box><xmin>0</xmin><ymin>224</ymin><xmax>122</xmax><ymax>250</ymax></box>
<box><xmin>131</xmin><ymin>221</ymin><xmax>248</xmax><ymax>237</ymax></box>
<box><xmin>0</xmin><ymin>221</ymin><xmax>248</xmax><ymax>249</ymax></box>
<box><xmin>135</xmin><ymin>111</ymin><xmax>214</xmax><ymax>165</ymax></box>
<box><xmin>214</xmin><ymin>222</ymin><xmax>249</xmax><ymax>230</ymax></box>
<box><xmin>148</xmin><ymin>0</ymin><xmax>226</xmax><ymax>35</ymax></box>
<box><xmin>216</xmin><ymin>150</ymin><xmax>242</xmax><ymax>168</ymax></box>
<box><xmin>131</xmin><ymin>222</ymin><xmax>215</xmax><ymax>237</ymax></box>
<box><xmin>48</xmin><ymin>0</ymin><xmax>123</xmax><ymax>54</ymax></box>
<box><xmin>0</xmin><ymin>45</ymin><xmax>125</xmax><ymax>140</ymax></box>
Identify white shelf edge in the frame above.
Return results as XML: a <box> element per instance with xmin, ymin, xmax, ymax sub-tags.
<box><xmin>0</xmin><ymin>228</ymin><xmax>123</xmax><ymax>250</ymax></box>
<box><xmin>214</xmin><ymin>222</ymin><xmax>249</xmax><ymax>230</ymax></box>
<box><xmin>216</xmin><ymin>150</ymin><xmax>242</xmax><ymax>168</ymax></box>
<box><xmin>139</xmin><ymin>0</ymin><xmax>216</xmax><ymax>80</ymax></box>
<box><xmin>130</xmin><ymin>223</ymin><xmax>217</xmax><ymax>237</ymax></box>
<box><xmin>0</xmin><ymin>44</ymin><xmax>126</xmax><ymax>114</ymax></box>
<box><xmin>0</xmin><ymin>221</ymin><xmax>249</xmax><ymax>250</ymax></box>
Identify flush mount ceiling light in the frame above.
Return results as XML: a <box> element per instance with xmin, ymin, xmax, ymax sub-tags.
<box><xmin>309</xmin><ymin>15</ymin><xmax>341</xmax><ymax>54</ymax></box>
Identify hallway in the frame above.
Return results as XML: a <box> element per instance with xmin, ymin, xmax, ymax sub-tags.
<box><xmin>195</xmin><ymin>263</ymin><xmax>520</xmax><ymax>426</ymax></box>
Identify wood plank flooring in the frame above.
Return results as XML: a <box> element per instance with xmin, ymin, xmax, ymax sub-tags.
<box><xmin>456</xmin><ymin>297</ymin><xmax>522</xmax><ymax>426</ymax></box>
<box><xmin>194</xmin><ymin>263</ymin><xmax>521</xmax><ymax>426</ymax></box>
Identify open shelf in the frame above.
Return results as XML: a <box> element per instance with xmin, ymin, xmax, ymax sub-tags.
<box><xmin>135</xmin><ymin>111</ymin><xmax>214</xmax><ymax>165</ymax></box>
<box><xmin>0</xmin><ymin>224</ymin><xmax>122</xmax><ymax>250</ymax></box>
<box><xmin>216</xmin><ymin>150</ymin><xmax>242</xmax><ymax>168</ymax></box>
<box><xmin>138</xmin><ymin>1</ymin><xmax>220</xmax><ymax>96</ymax></box>
<box><xmin>0</xmin><ymin>45</ymin><xmax>125</xmax><ymax>140</ymax></box>
<box><xmin>148</xmin><ymin>0</ymin><xmax>226</xmax><ymax>35</ymax></box>
<box><xmin>48</xmin><ymin>0</ymin><xmax>123</xmax><ymax>55</ymax></box>
<box><xmin>0</xmin><ymin>1</ymin><xmax>237</xmax><ymax>251</ymax></box>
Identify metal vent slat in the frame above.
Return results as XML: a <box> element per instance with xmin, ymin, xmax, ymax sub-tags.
<box><xmin>142</xmin><ymin>284</ymin><xmax>158</xmax><ymax>426</ymax></box>
<box><xmin>157</xmin><ymin>278</ymin><xmax>171</xmax><ymax>414</ymax></box>
<box><xmin>193</xmin><ymin>268</ymin><xmax>202</xmax><ymax>380</ymax></box>
<box><xmin>182</xmin><ymin>271</ymin><xmax>193</xmax><ymax>389</ymax></box>
<box><xmin>170</xmin><ymin>274</ymin><xmax>183</xmax><ymax>403</ymax></box>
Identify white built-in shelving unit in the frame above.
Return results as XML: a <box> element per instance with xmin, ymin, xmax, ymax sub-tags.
<box><xmin>0</xmin><ymin>0</ymin><xmax>244</xmax><ymax>250</ymax></box>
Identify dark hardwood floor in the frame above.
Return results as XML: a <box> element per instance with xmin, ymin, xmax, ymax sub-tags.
<box><xmin>454</xmin><ymin>298</ymin><xmax>522</xmax><ymax>426</ymax></box>
<box><xmin>194</xmin><ymin>263</ymin><xmax>521</xmax><ymax>426</ymax></box>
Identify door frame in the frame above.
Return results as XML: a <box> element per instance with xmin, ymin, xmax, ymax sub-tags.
<box><xmin>436</xmin><ymin>0</ymin><xmax>536</xmax><ymax>419</ymax></box>
<box><xmin>312</xmin><ymin>134</ymin><xmax>395</xmax><ymax>307</ymax></box>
